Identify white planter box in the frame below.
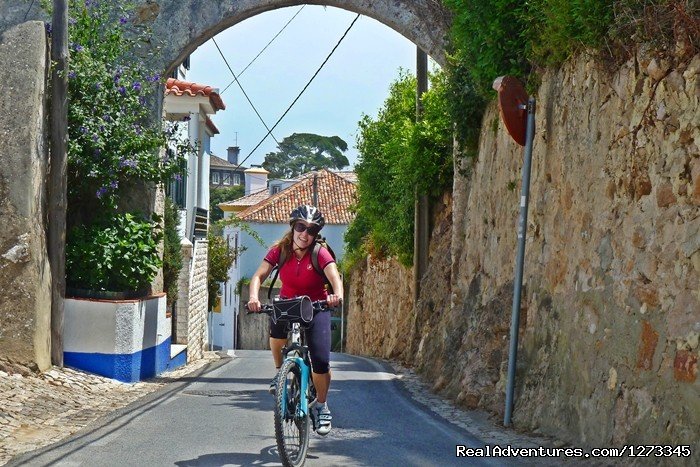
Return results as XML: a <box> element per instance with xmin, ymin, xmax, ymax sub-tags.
<box><xmin>63</xmin><ymin>293</ymin><xmax>181</xmax><ymax>382</ymax></box>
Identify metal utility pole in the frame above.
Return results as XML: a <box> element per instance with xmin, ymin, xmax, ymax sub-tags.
<box><xmin>504</xmin><ymin>97</ymin><xmax>535</xmax><ymax>426</ymax></box>
<box><xmin>492</xmin><ymin>76</ymin><xmax>536</xmax><ymax>427</ymax></box>
<box><xmin>49</xmin><ymin>0</ymin><xmax>68</xmax><ymax>366</ymax></box>
<box><xmin>413</xmin><ymin>47</ymin><xmax>429</xmax><ymax>304</ymax></box>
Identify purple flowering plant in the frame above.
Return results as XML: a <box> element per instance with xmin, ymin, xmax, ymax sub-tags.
<box><xmin>64</xmin><ymin>0</ymin><xmax>190</xmax><ymax>211</ymax></box>
<box><xmin>50</xmin><ymin>0</ymin><xmax>195</xmax><ymax>292</ymax></box>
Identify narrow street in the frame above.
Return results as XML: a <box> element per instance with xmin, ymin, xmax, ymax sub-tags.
<box><xmin>8</xmin><ymin>351</ymin><xmax>543</xmax><ymax>467</ymax></box>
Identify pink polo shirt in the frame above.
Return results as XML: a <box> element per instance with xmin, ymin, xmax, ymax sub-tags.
<box><xmin>264</xmin><ymin>245</ymin><xmax>335</xmax><ymax>301</ymax></box>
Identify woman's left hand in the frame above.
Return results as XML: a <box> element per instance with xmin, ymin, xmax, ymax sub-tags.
<box><xmin>327</xmin><ymin>294</ymin><xmax>342</xmax><ymax>307</ymax></box>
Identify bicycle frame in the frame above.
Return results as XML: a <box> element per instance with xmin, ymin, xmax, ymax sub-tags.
<box><xmin>281</xmin><ymin>322</ymin><xmax>313</xmax><ymax>420</ymax></box>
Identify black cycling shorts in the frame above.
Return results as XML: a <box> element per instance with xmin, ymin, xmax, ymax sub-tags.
<box><xmin>269</xmin><ymin>311</ymin><xmax>331</xmax><ymax>374</ymax></box>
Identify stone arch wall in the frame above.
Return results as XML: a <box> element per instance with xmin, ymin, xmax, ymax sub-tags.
<box><xmin>4</xmin><ymin>0</ymin><xmax>451</xmax><ymax>73</ymax></box>
<box><xmin>140</xmin><ymin>0</ymin><xmax>450</xmax><ymax>73</ymax></box>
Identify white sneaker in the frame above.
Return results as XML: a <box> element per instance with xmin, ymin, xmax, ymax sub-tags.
<box><xmin>315</xmin><ymin>405</ymin><xmax>332</xmax><ymax>436</ymax></box>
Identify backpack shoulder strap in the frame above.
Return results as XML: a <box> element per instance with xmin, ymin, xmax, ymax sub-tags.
<box><xmin>267</xmin><ymin>248</ymin><xmax>289</xmax><ymax>300</ymax></box>
<box><xmin>311</xmin><ymin>242</ymin><xmax>323</xmax><ymax>276</ymax></box>
<box><xmin>311</xmin><ymin>241</ymin><xmax>334</xmax><ymax>294</ymax></box>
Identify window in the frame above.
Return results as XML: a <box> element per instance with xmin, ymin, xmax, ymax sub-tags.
<box><xmin>222</xmin><ymin>173</ymin><xmax>230</xmax><ymax>185</ymax></box>
<box><xmin>272</xmin><ymin>185</ymin><xmax>281</xmax><ymax>194</ymax></box>
<box><xmin>211</xmin><ymin>172</ymin><xmax>220</xmax><ymax>184</ymax></box>
<box><xmin>233</xmin><ymin>173</ymin><xmax>241</xmax><ymax>185</ymax></box>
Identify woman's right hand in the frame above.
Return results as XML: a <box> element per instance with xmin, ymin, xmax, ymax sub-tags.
<box><xmin>247</xmin><ymin>297</ymin><xmax>261</xmax><ymax>312</ymax></box>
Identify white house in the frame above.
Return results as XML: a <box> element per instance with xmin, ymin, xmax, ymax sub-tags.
<box><xmin>163</xmin><ymin>77</ymin><xmax>226</xmax><ymax>362</ymax></box>
<box><xmin>213</xmin><ymin>169</ymin><xmax>357</xmax><ymax>351</ymax></box>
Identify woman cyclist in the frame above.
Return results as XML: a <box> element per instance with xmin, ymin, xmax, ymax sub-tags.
<box><xmin>247</xmin><ymin>205</ymin><xmax>343</xmax><ymax>436</ymax></box>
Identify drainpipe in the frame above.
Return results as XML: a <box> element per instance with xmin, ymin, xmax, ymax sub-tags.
<box><xmin>313</xmin><ymin>173</ymin><xmax>318</xmax><ymax>206</ymax></box>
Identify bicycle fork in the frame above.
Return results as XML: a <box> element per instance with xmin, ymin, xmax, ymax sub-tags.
<box><xmin>281</xmin><ymin>356</ymin><xmax>312</xmax><ymax>419</ymax></box>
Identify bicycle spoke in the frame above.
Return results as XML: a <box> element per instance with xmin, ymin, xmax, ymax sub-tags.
<box><xmin>274</xmin><ymin>360</ymin><xmax>310</xmax><ymax>467</ymax></box>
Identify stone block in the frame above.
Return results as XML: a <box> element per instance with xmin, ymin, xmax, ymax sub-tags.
<box><xmin>0</xmin><ymin>21</ymin><xmax>51</xmax><ymax>370</ymax></box>
<box><xmin>636</xmin><ymin>320</ymin><xmax>658</xmax><ymax>370</ymax></box>
<box><xmin>673</xmin><ymin>350</ymin><xmax>698</xmax><ymax>382</ymax></box>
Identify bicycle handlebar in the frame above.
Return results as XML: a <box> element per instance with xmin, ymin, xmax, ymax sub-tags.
<box><xmin>245</xmin><ymin>299</ymin><xmax>337</xmax><ymax>315</ymax></box>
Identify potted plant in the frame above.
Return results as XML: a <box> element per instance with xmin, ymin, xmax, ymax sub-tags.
<box><xmin>66</xmin><ymin>212</ymin><xmax>163</xmax><ymax>299</ymax></box>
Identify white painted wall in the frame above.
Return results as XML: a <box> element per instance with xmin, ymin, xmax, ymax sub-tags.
<box><xmin>64</xmin><ymin>295</ymin><xmax>169</xmax><ymax>354</ymax></box>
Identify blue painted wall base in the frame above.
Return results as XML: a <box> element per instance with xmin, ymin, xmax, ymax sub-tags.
<box><xmin>64</xmin><ymin>338</ymin><xmax>185</xmax><ymax>382</ymax></box>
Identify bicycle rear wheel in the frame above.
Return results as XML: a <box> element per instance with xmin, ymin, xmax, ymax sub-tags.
<box><xmin>274</xmin><ymin>359</ymin><xmax>310</xmax><ymax>467</ymax></box>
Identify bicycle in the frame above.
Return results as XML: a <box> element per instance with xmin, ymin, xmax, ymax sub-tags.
<box><xmin>247</xmin><ymin>296</ymin><xmax>330</xmax><ymax>467</ymax></box>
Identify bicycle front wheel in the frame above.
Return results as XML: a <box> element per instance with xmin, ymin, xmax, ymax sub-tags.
<box><xmin>274</xmin><ymin>359</ymin><xmax>310</xmax><ymax>467</ymax></box>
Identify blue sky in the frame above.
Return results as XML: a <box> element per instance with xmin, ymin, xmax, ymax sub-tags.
<box><xmin>185</xmin><ymin>5</ymin><xmax>424</xmax><ymax>169</ymax></box>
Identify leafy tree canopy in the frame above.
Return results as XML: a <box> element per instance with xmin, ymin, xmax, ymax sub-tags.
<box><xmin>210</xmin><ymin>185</ymin><xmax>245</xmax><ymax>223</ymax></box>
<box><xmin>262</xmin><ymin>133</ymin><xmax>349</xmax><ymax>179</ymax></box>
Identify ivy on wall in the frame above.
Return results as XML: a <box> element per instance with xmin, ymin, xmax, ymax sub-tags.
<box><xmin>344</xmin><ymin>0</ymin><xmax>697</xmax><ymax>271</ymax></box>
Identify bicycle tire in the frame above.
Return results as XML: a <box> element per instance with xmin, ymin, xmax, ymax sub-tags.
<box><xmin>274</xmin><ymin>359</ymin><xmax>310</xmax><ymax>467</ymax></box>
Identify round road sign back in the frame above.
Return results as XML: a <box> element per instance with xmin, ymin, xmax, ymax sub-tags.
<box><xmin>493</xmin><ymin>76</ymin><xmax>528</xmax><ymax>146</ymax></box>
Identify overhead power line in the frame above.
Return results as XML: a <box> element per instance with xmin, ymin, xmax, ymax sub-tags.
<box><xmin>220</xmin><ymin>5</ymin><xmax>306</xmax><ymax>95</ymax></box>
<box><xmin>24</xmin><ymin>0</ymin><xmax>36</xmax><ymax>20</ymax></box>
<box><xmin>212</xmin><ymin>37</ymin><xmax>281</xmax><ymax>147</ymax></box>
<box><xmin>233</xmin><ymin>13</ymin><xmax>361</xmax><ymax>171</ymax></box>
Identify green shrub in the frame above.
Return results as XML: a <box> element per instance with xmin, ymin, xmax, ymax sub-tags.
<box><xmin>525</xmin><ymin>0</ymin><xmax>614</xmax><ymax>67</ymax></box>
<box><xmin>163</xmin><ymin>197</ymin><xmax>183</xmax><ymax>308</ymax></box>
<box><xmin>66</xmin><ymin>213</ymin><xmax>163</xmax><ymax>292</ymax></box>
<box><xmin>346</xmin><ymin>69</ymin><xmax>454</xmax><ymax>268</ymax></box>
<box><xmin>443</xmin><ymin>0</ymin><xmax>530</xmax><ymax>98</ymax></box>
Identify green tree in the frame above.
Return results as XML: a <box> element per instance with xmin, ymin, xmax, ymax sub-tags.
<box><xmin>207</xmin><ymin>218</ymin><xmax>265</xmax><ymax>310</ymax></box>
<box><xmin>210</xmin><ymin>185</ymin><xmax>245</xmax><ymax>223</ymax></box>
<box><xmin>262</xmin><ymin>133</ymin><xmax>349</xmax><ymax>178</ymax></box>
<box><xmin>345</xmin><ymin>69</ymin><xmax>454</xmax><ymax>268</ymax></box>
<box><xmin>163</xmin><ymin>197</ymin><xmax>183</xmax><ymax>309</ymax></box>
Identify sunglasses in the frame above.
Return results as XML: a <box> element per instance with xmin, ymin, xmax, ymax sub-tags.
<box><xmin>293</xmin><ymin>223</ymin><xmax>321</xmax><ymax>236</ymax></box>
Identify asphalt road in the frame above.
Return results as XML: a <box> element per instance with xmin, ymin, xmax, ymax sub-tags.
<box><xmin>11</xmin><ymin>350</ymin><xmax>502</xmax><ymax>467</ymax></box>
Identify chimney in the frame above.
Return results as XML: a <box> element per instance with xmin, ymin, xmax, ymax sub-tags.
<box><xmin>244</xmin><ymin>166</ymin><xmax>269</xmax><ymax>195</ymax></box>
<box><xmin>227</xmin><ymin>146</ymin><xmax>240</xmax><ymax>165</ymax></box>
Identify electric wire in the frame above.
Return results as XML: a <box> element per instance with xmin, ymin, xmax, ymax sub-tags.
<box><xmin>220</xmin><ymin>5</ymin><xmax>305</xmax><ymax>95</ymax></box>
<box><xmin>233</xmin><ymin>13</ymin><xmax>361</xmax><ymax>171</ymax></box>
<box><xmin>212</xmin><ymin>37</ymin><xmax>281</xmax><ymax>147</ymax></box>
<box><xmin>24</xmin><ymin>0</ymin><xmax>37</xmax><ymax>21</ymax></box>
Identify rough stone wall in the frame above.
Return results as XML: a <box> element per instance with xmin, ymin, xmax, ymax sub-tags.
<box><xmin>174</xmin><ymin>239</ymin><xmax>193</xmax><ymax>344</ymax></box>
<box><xmin>346</xmin><ymin>256</ymin><xmax>414</xmax><ymax>361</ymax></box>
<box><xmin>186</xmin><ymin>239</ymin><xmax>209</xmax><ymax>362</ymax></box>
<box><xmin>0</xmin><ymin>22</ymin><xmax>51</xmax><ymax>371</ymax></box>
<box><xmin>348</xmin><ymin>51</ymin><xmax>699</xmax><ymax>450</ymax></box>
<box><xmin>173</xmin><ymin>237</ymin><xmax>208</xmax><ymax>361</ymax></box>
<box><xmin>238</xmin><ymin>286</ymin><xmax>280</xmax><ymax>350</ymax></box>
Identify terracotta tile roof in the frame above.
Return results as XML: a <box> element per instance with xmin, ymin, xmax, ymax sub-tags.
<box><xmin>205</xmin><ymin>117</ymin><xmax>219</xmax><ymax>134</ymax></box>
<box><xmin>335</xmin><ymin>171</ymin><xmax>358</xmax><ymax>184</ymax></box>
<box><xmin>165</xmin><ymin>78</ymin><xmax>226</xmax><ymax>111</ymax></box>
<box><xmin>220</xmin><ymin>187</ymin><xmax>270</xmax><ymax>209</ymax></box>
<box><xmin>236</xmin><ymin>169</ymin><xmax>357</xmax><ymax>225</ymax></box>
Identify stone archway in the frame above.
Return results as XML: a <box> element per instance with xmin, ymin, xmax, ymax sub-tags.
<box><xmin>2</xmin><ymin>0</ymin><xmax>451</xmax><ymax>87</ymax></box>
<box><xmin>140</xmin><ymin>0</ymin><xmax>451</xmax><ymax>73</ymax></box>
<box><xmin>0</xmin><ymin>0</ymin><xmax>451</xmax><ymax>369</ymax></box>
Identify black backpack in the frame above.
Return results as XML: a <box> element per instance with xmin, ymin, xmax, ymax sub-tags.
<box><xmin>267</xmin><ymin>236</ymin><xmax>337</xmax><ymax>300</ymax></box>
